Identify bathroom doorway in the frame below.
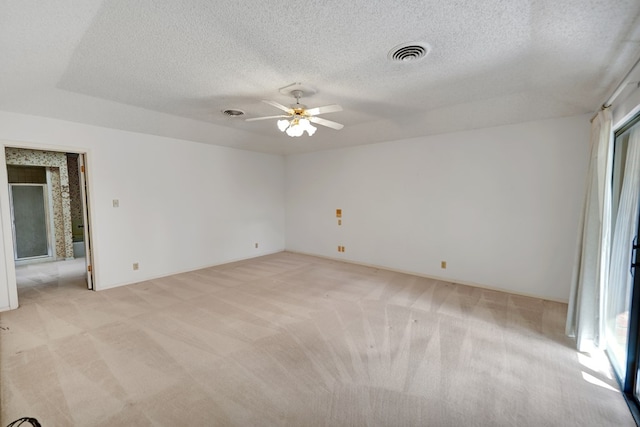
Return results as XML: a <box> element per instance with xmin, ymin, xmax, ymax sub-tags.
<box><xmin>5</xmin><ymin>147</ymin><xmax>94</xmax><ymax>295</ymax></box>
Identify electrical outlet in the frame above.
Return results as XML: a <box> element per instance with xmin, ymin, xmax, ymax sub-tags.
<box><xmin>113</xmin><ymin>199</ymin><xmax>119</xmax><ymax>208</ymax></box>
<box><xmin>133</xmin><ymin>262</ymin><xmax>139</xmax><ymax>271</ymax></box>
<box><xmin>255</xmin><ymin>243</ymin><xmax>259</xmax><ymax>248</ymax></box>
<box><xmin>441</xmin><ymin>261</ymin><xmax>447</xmax><ymax>269</ymax></box>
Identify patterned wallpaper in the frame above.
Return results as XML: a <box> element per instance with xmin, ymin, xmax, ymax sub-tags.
<box><xmin>50</xmin><ymin>169</ymin><xmax>65</xmax><ymax>257</ymax></box>
<box><xmin>5</xmin><ymin>148</ymin><xmax>74</xmax><ymax>259</ymax></box>
<box><xmin>66</xmin><ymin>153</ymin><xmax>84</xmax><ymax>240</ymax></box>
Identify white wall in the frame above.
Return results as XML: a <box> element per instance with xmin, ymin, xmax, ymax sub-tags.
<box><xmin>0</xmin><ymin>111</ymin><xmax>285</xmax><ymax>311</ymax></box>
<box><xmin>0</xmin><ymin>110</ymin><xmax>593</xmax><ymax>310</ymax></box>
<box><xmin>285</xmin><ymin>115</ymin><xmax>591</xmax><ymax>302</ymax></box>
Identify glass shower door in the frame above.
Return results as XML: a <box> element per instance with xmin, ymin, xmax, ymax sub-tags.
<box><xmin>9</xmin><ymin>184</ymin><xmax>51</xmax><ymax>260</ymax></box>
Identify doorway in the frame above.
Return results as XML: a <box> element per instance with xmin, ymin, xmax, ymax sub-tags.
<box><xmin>4</xmin><ymin>147</ymin><xmax>94</xmax><ymax>301</ymax></box>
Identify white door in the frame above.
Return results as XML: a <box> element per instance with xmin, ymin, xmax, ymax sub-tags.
<box><xmin>78</xmin><ymin>154</ymin><xmax>94</xmax><ymax>290</ymax></box>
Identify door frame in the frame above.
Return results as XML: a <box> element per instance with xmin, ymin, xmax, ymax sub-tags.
<box><xmin>77</xmin><ymin>153</ymin><xmax>94</xmax><ymax>290</ymax></box>
<box><xmin>0</xmin><ymin>142</ymin><xmax>97</xmax><ymax>309</ymax></box>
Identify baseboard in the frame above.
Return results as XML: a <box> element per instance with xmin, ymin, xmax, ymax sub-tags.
<box><xmin>284</xmin><ymin>250</ymin><xmax>569</xmax><ymax>304</ymax></box>
<box><xmin>96</xmin><ymin>249</ymin><xmax>285</xmax><ymax>292</ymax></box>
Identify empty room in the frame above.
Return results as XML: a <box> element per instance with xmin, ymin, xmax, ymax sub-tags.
<box><xmin>1</xmin><ymin>1</ymin><xmax>640</xmax><ymax>425</ymax></box>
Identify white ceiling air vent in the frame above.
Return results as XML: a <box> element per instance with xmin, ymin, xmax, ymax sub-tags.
<box><xmin>388</xmin><ymin>42</ymin><xmax>430</xmax><ymax>62</ymax></box>
<box><xmin>222</xmin><ymin>109</ymin><xmax>245</xmax><ymax>117</ymax></box>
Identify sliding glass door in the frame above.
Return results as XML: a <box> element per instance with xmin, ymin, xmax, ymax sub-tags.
<box><xmin>606</xmin><ymin>112</ymin><xmax>640</xmax><ymax>419</ymax></box>
<box><xmin>605</xmin><ymin>121</ymin><xmax>639</xmax><ymax>378</ymax></box>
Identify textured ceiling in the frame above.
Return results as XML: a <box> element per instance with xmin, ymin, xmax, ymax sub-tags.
<box><xmin>1</xmin><ymin>0</ymin><xmax>640</xmax><ymax>154</ymax></box>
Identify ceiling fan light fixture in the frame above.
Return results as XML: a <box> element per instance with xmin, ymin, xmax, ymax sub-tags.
<box><xmin>247</xmin><ymin>85</ymin><xmax>344</xmax><ymax>138</ymax></box>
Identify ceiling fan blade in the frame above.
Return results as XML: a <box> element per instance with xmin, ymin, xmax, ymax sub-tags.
<box><xmin>309</xmin><ymin>116</ymin><xmax>344</xmax><ymax>130</ymax></box>
<box><xmin>245</xmin><ymin>115</ymin><xmax>289</xmax><ymax>122</ymax></box>
<box><xmin>306</xmin><ymin>104</ymin><xmax>343</xmax><ymax>116</ymax></box>
<box><xmin>262</xmin><ymin>100</ymin><xmax>293</xmax><ymax>113</ymax></box>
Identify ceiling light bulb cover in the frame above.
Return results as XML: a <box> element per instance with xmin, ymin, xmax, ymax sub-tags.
<box><xmin>298</xmin><ymin>118</ymin><xmax>317</xmax><ymax>136</ymax></box>
<box><xmin>286</xmin><ymin>125</ymin><xmax>303</xmax><ymax>137</ymax></box>
<box><xmin>307</xmin><ymin>124</ymin><xmax>317</xmax><ymax>136</ymax></box>
<box><xmin>277</xmin><ymin>119</ymin><xmax>290</xmax><ymax>131</ymax></box>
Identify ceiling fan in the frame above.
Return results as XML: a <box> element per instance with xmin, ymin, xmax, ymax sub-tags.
<box><xmin>246</xmin><ymin>85</ymin><xmax>344</xmax><ymax>137</ymax></box>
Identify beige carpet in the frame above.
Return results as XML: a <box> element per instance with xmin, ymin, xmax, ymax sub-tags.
<box><xmin>0</xmin><ymin>252</ymin><xmax>635</xmax><ymax>426</ymax></box>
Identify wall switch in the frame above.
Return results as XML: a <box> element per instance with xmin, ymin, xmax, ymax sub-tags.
<box><xmin>441</xmin><ymin>261</ymin><xmax>447</xmax><ymax>269</ymax></box>
<box><xmin>255</xmin><ymin>243</ymin><xmax>259</xmax><ymax>248</ymax></box>
<box><xmin>338</xmin><ymin>219</ymin><xmax>342</xmax><ymax>226</ymax></box>
<box><xmin>113</xmin><ymin>199</ymin><xmax>119</xmax><ymax>208</ymax></box>
<box><xmin>133</xmin><ymin>262</ymin><xmax>139</xmax><ymax>270</ymax></box>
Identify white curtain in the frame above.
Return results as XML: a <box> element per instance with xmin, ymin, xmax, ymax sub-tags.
<box><xmin>566</xmin><ymin>110</ymin><xmax>613</xmax><ymax>352</ymax></box>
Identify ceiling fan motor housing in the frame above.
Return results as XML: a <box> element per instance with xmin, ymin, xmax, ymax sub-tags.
<box><xmin>279</xmin><ymin>83</ymin><xmax>316</xmax><ymax>99</ymax></box>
